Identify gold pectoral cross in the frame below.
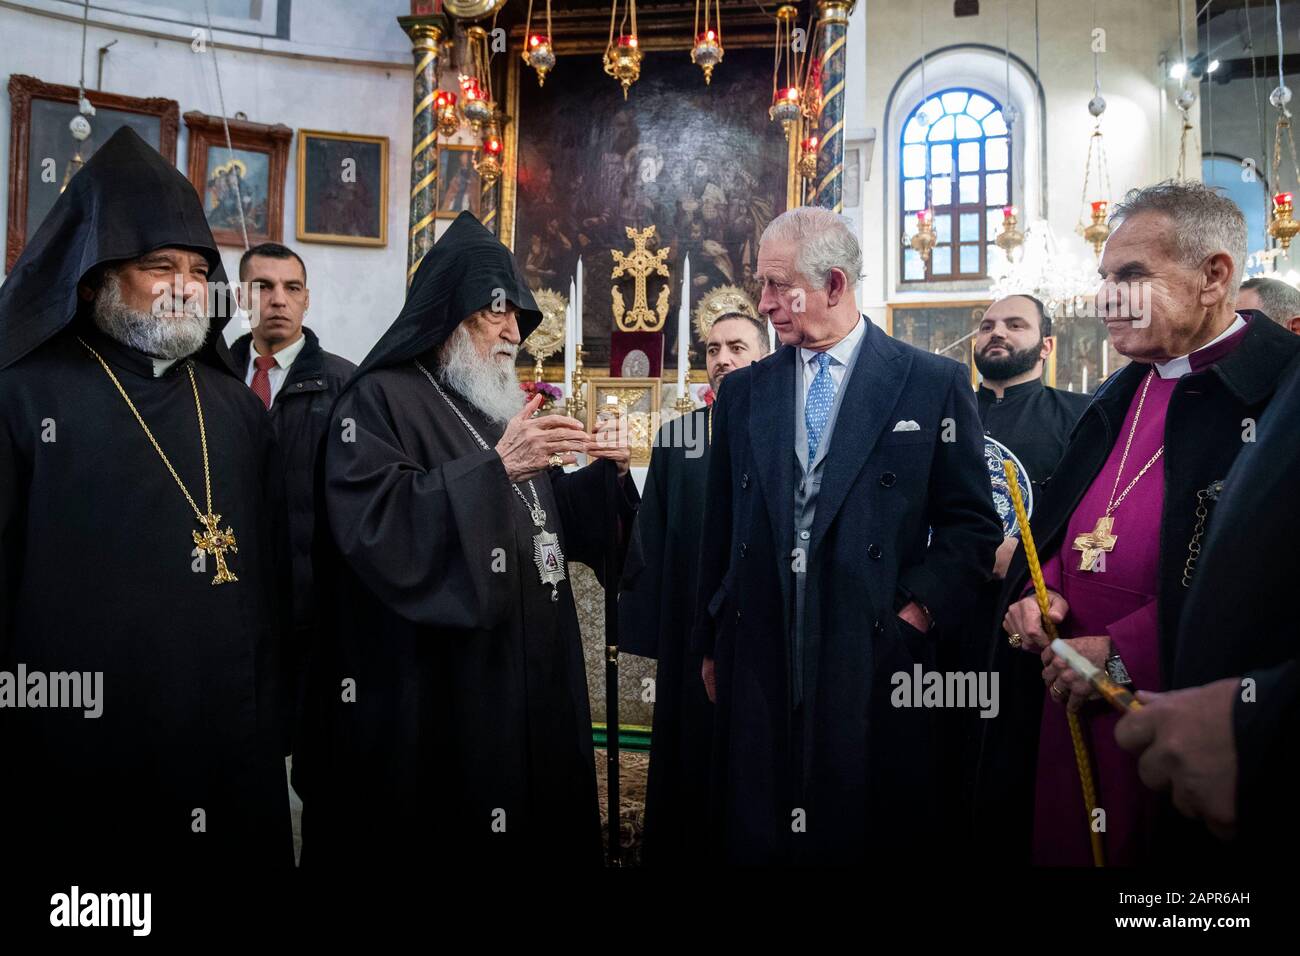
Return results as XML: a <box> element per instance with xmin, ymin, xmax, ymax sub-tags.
<box><xmin>1072</xmin><ymin>515</ymin><xmax>1116</xmax><ymax>572</ymax></box>
<box><xmin>193</xmin><ymin>512</ymin><xmax>239</xmax><ymax>585</ymax></box>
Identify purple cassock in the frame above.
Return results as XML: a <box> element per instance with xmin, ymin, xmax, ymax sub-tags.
<box><xmin>1026</xmin><ymin>321</ymin><xmax>1250</xmax><ymax>865</ymax></box>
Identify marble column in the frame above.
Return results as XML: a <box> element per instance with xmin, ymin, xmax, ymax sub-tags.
<box><xmin>397</xmin><ymin>13</ymin><xmax>447</xmax><ymax>282</ymax></box>
<box><xmin>813</xmin><ymin>1</ymin><xmax>854</xmax><ymax>213</ymax></box>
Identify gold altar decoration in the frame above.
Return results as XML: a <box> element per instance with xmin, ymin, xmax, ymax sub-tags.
<box><xmin>526</xmin><ymin>288</ymin><xmax>568</xmax><ymax>382</ymax></box>
<box><xmin>611</xmin><ymin>225</ymin><xmax>671</xmax><ymax>333</ymax></box>
<box><xmin>522</xmin><ymin>0</ymin><xmax>556</xmax><ymax>87</ymax></box>
<box><xmin>441</xmin><ymin>0</ymin><xmax>507</xmax><ymax>19</ymax></box>
<box><xmin>693</xmin><ymin>284</ymin><xmax>760</xmax><ymax>341</ymax></box>
<box><xmin>586</xmin><ymin>377</ymin><xmax>661</xmax><ymax>467</ymax></box>
<box><xmin>604</xmin><ymin>0</ymin><xmax>643</xmax><ymax>99</ymax></box>
<box><xmin>691</xmin><ymin>0</ymin><xmax>724</xmax><ymax>85</ymax></box>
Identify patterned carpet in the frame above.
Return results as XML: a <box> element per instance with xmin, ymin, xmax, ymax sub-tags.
<box><xmin>594</xmin><ymin>749</ymin><xmax>648</xmax><ymax>866</ymax></box>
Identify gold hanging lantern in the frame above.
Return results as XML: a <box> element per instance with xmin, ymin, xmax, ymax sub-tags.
<box><xmin>1076</xmin><ymin>95</ymin><xmax>1112</xmax><ymax>257</ymax></box>
<box><xmin>434</xmin><ymin>89</ymin><xmax>460</xmax><ymax>138</ymax></box>
<box><xmin>909</xmin><ymin>208</ymin><xmax>937</xmax><ymax>262</ymax></box>
<box><xmin>691</xmin><ymin>0</ymin><xmax>724</xmax><ymax>85</ymax></box>
<box><xmin>459</xmin><ymin>26</ymin><xmax>496</xmax><ymax>127</ymax></box>
<box><xmin>1268</xmin><ymin>85</ymin><xmax>1300</xmax><ymax>251</ymax></box>
<box><xmin>475</xmin><ymin>115</ymin><xmax>504</xmax><ymax>187</ymax></box>
<box><xmin>604</xmin><ymin>0</ymin><xmax>642</xmax><ymax>99</ymax></box>
<box><xmin>769</xmin><ymin>5</ymin><xmax>802</xmax><ymax>133</ymax></box>
<box><xmin>521</xmin><ymin>0</ymin><xmax>556</xmax><ymax>87</ymax></box>
<box><xmin>798</xmin><ymin>134</ymin><xmax>819</xmax><ymax>180</ymax></box>
<box><xmin>995</xmin><ymin>205</ymin><xmax>1025</xmax><ymax>255</ymax></box>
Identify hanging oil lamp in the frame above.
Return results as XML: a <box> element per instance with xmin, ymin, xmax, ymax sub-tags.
<box><xmin>1076</xmin><ymin>94</ymin><xmax>1112</xmax><ymax>257</ymax></box>
<box><xmin>521</xmin><ymin>0</ymin><xmax>555</xmax><ymax>87</ymax></box>
<box><xmin>798</xmin><ymin>134</ymin><xmax>819</xmax><ymax>180</ymax></box>
<box><xmin>475</xmin><ymin>115</ymin><xmax>504</xmax><ymax>187</ymax></box>
<box><xmin>459</xmin><ymin>26</ymin><xmax>496</xmax><ymax>127</ymax></box>
<box><xmin>909</xmin><ymin>208</ymin><xmax>937</xmax><ymax>262</ymax></box>
<box><xmin>604</xmin><ymin>0</ymin><xmax>642</xmax><ymax>99</ymax></box>
<box><xmin>769</xmin><ymin>5</ymin><xmax>801</xmax><ymax>134</ymax></box>
<box><xmin>995</xmin><ymin>205</ymin><xmax>1024</xmax><ymax>256</ymax></box>
<box><xmin>435</xmin><ymin>89</ymin><xmax>460</xmax><ymax>138</ymax></box>
<box><xmin>691</xmin><ymin>0</ymin><xmax>724</xmax><ymax>85</ymax></box>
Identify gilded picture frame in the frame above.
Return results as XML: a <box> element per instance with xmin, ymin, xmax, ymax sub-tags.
<box><xmin>295</xmin><ymin>128</ymin><xmax>388</xmax><ymax>246</ymax></box>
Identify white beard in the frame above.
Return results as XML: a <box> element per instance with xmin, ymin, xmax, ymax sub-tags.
<box><xmin>92</xmin><ymin>272</ymin><xmax>210</xmax><ymax>361</ymax></box>
<box><xmin>436</xmin><ymin>323</ymin><xmax>524</xmax><ymax>425</ymax></box>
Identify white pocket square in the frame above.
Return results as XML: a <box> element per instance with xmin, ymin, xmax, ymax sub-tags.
<box><xmin>892</xmin><ymin>420</ymin><xmax>921</xmax><ymax>432</ymax></box>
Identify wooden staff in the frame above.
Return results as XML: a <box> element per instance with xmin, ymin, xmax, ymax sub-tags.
<box><xmin>1002</xmin><ymin>459</ymin><xmax>1105</xmax><ymax>867</ymax></box>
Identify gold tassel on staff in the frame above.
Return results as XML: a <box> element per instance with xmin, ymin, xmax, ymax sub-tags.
<box><xmin>1002</xmin><ymin>459</ymin><xmax>1106</xmax><ymax>868</ymax></box>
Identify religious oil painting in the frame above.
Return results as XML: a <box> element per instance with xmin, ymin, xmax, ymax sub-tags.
<box><xmin>6</xmin><ymin>75</ymin><xmax>178</xmax><ymax>271</ymax></box>
<box><xmin>584</xmin><ymin>377</ymin><xmax>662</xmax><ymax>468</ymax></box>
<box><xmin>887</xmin><ymin>301</ymin><xmax>991</xmax><ymax>386</ymax></box>
<box><xmin>296</xmin><ymin>129</ymin><xmax>388</xmax><ymax>246</ymax></box>
<box><xmin>437</xmin><ymin>145</ymin><xmax>480</xmax><ymax>218</ymax></box>
<box><xmin>509</xmin><ymin>46</ymin><xmax>795</xmax><ymax>373</ymax></box>
<box><xmin>183</xmin><ymin>111</ymin><xmax>290</xmax><ymax>248</ymax></box>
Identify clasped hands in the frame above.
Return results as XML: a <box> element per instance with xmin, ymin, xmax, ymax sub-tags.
<box><xmin>494</xmin><ymin>393</ymin><xmax>630</xmax><ymax>482</ymax></box>
<box><xmin>1003</xmin><ymin>590</ymin><xmax>1108</xmax><ymax>714</ymax></box>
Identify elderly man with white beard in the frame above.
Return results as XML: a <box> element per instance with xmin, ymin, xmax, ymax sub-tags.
<box><xmin>0</xmin><ymin>127</ymin><xmax>294</xmax><ymax>882</ymax></box>
<box><xmin>296</xmin><ymin>212</ymin><xmax>637</xmax><ymax>874</ymax></box>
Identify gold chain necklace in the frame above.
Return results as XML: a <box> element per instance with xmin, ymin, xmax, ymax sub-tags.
<box><xmin>1072</xmin><ymin>369</ymin><xmax>1164</xmax><ymax>571</ymax></box>
<box><xmin>78</xmin><ymin>337</ymin><xmax>238</xmax><ymax>585</ymax></box>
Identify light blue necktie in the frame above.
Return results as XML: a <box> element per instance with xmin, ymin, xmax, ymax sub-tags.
<box><xmin>805</xmin><ymin>351</ymin><xmax>836</xmax><ymax>465</ymax></box>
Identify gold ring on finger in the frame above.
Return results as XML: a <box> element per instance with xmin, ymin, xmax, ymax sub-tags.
<box><xmin>548</xmin><ymin>453</ymin><xmax>564</xmax><ymax>468</ymax></box>
<box><xmin>1007</xmin><ymin>631</ymin><xmax>1022</xmax><ymax>648</ymax></box>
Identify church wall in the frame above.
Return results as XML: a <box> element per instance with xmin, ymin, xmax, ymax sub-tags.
<box><xmin>0</xmin><ymin>0</ymin><xmax>415</xmax><ymax>366</ymax></box>
<box><xmin>847</xmin><ymin>0</ymin><xmax>1191</xmax><ymax>330</ymax></box>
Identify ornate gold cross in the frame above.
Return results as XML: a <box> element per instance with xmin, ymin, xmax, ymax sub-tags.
<box><xmin>1072</xmin><ymin>515</ymin><xmax>1116</xmax><ymax>572</ymax></box>
<box><xmin>194</xmin><ymin>512</ymin><xmax>239</xmax><ymax>585</ymax></box>
<box><xmin>611</xmin><ymin>225</ymin><xmax>671</xmax><ymax>332</ymax></box>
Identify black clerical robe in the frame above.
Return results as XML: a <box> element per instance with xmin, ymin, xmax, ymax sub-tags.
<box><xmin>0</xmin><ymin>328</ymin><xmax>294</xmax><ymax>876</ymax></box>
<box><xmin>298</xmin><ymin>366</ymin><xmax>637</xmax><ymax>870</ymax></box>
<box><xmin>977</xmin><ymin>378</ymin><xmax>1093</xmax><ymax>500</ymax></box>
<box><xmin>618</xmin><ymin>405</ymin><xmax>714</xmax><ymax>864</ymax></box>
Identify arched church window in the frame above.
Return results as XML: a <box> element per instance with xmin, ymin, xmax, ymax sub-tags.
<box><xmin>900</xmin><ymin>88</ymin><xmax>1012</xmax><ymax>282</ymax></box>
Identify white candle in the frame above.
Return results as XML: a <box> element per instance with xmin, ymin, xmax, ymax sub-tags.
<box><xmin>575</xmin><ymin>258</ymin><xmax>584</xmax><ymax>348</ymax></box>
<box><xmin>564</xmin><ymin>282</ymin><xmax>576</xmax><ymax>394</ymax></box>
<box><xmin>678</xmin><ymin>253</ymin><xmax>691</xmax><ymax>395</ymax></box>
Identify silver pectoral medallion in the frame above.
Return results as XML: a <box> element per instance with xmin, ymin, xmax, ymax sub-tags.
<box><xmin>533</xmin><ymin>530</ymin><xmax>566</xmax><ymax>601</ymax></box>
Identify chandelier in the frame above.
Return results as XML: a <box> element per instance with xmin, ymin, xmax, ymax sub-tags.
<box><xmin>990</xmin><ymin>218</ymin><xmax>1100</xmax><ymax>319</ymax></box>
<box><xmin>604</xmin><ymin>0</ymin><xmax>642</xmax><ymax>99</ymax></box>
<box><xmin>691</xmin><ymin>0</ymin><xmax>724</xmax><ymax>85</ymax></box>
<box><xmin>522</xmin><ymin>0</ymin><xmax>556</xmax><ymax>87</ymax></box>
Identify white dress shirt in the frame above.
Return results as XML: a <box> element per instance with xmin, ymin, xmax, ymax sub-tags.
<box><xmin>799</xmin><ymin>315</ymin><xmax>867</xmax><ymax>396</ymax></box>
<box><xmin>1153</xmin><ymin>314</ymin><xmax>1246</xmax><ymax>379</ymax></box>
<box><xmin>244</xmin><ymin>333</ymin><xmax>307</xmax><ymax>407</ymax></box>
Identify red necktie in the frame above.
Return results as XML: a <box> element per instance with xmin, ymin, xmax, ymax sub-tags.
<box><xmin>250</xmin><ymin>354</ymin><xmax>277</xmax><ymax>409</ymax></box>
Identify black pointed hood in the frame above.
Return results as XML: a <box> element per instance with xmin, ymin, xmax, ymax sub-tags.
<box><xmin>351</xmin><ymin>210</ymin><xmax>542</xmax><ymax>379</ymax></box>
<box><xmin>0</xmin><ymin>126</ymin><xmax>237</xmax><ymax>373</ymax></box>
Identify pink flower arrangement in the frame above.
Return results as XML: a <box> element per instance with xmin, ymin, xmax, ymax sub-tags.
<box><xmin>520</xmin><ymin>380</ymin><xmax>563</xmax><ymax>407</ymax></box>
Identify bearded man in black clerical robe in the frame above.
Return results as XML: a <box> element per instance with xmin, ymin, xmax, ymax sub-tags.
<box><xmin>0</xmin><ymin>128</ymin><xmax>293</xmax><ymax>880</ymax></box>
<box><xmin>296</xmin><ymin>212</ymin><xmax>637</xmax><ymax>872</ymax></box>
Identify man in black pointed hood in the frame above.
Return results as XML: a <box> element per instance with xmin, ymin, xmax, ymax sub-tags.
<box><xmin>0</xmin><ymin>127</ymin><xmax>294</xmax><ymax>880</ymax></box>
<box><xmin>296</xmin><ymin>212</ymin><xmax>637</xmax><ymax>872</ymax></box>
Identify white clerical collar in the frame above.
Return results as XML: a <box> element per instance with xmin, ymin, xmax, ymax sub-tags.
<box><xmin>800</xmin><ymin>315</ymin><xmax>866</xmax><ymax>369</ymax></box>
<box><xmin>255</xmin><ymin>331</ymin><xmax>307</xmax><ymax>371</ymax></box>
<box><xmin>152</xmin><ymin>357</ymin><xmax>178</xmax><ymax>378</ymax></box>
<box><xmin>1153</xmin><ymin>314</ymin><xmax>1246</xmax><ymax>379</ymax></box>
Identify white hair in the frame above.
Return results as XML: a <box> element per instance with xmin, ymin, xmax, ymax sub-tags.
<box><xmin>92</xmin><ymin>268</ymin><xmax>210</xmax><ymax>360</ymax></box>
<box><xmin>1110</xmin><ymin>180</ymin><xmax>1248</xmax><ymax>292</ymax></box>
<box><xmin>759</xmin><ymin>205</ymin><xmax>862</xmax><ymax>290</ymax></box>
<box><xmin>436</xmin><ymin>322</ymin><xmax>524</xmax><ymax>425</ymax></box>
